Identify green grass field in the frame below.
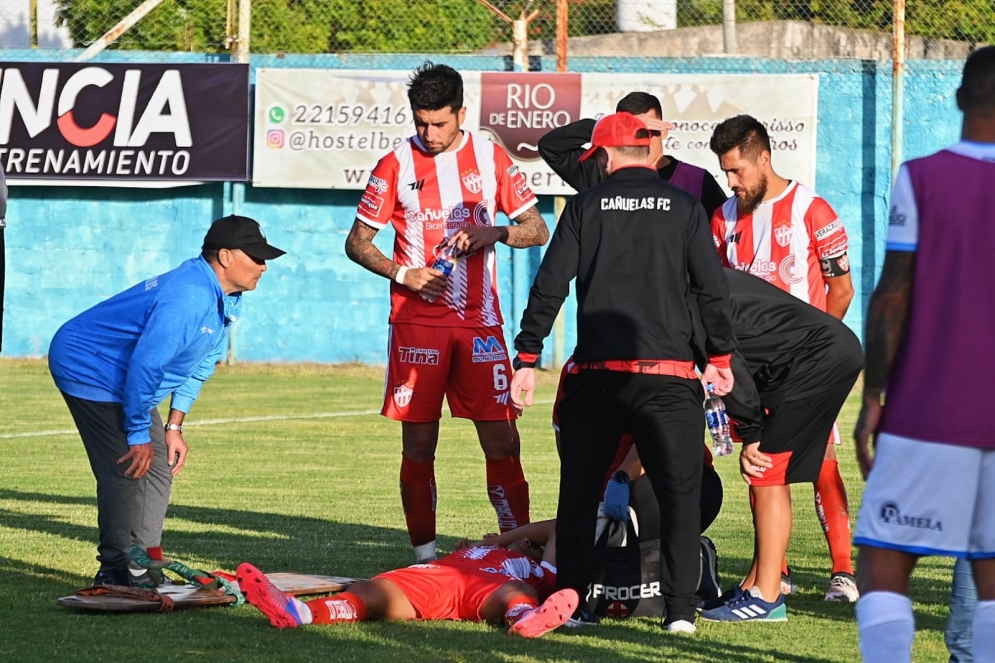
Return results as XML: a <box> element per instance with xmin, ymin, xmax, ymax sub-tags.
<box><xmin>0</xmin><ymin>359</ymin><xmax>955</xmax><ymax>662</ymax></box>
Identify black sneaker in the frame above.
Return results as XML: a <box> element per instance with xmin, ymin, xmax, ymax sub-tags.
<box><xmin>696</xmin><ymin>536</ymin><xmax>722</xmax><ymax>602</ymax></box>
<box><xmin>563</xmin><ymin>606</ymin><xmax>600</xmax><ymax>627</ymax></box>
<box><xmin>93</xmin><ymin>567</ymin><xmax>130</xmax><ymax>586</ymax></box>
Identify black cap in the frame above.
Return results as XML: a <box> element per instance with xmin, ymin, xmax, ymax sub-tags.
<box><xmin>202</xmin><ymin>215</ymin><xmax>286</xmax><ymax>261</ymax></box>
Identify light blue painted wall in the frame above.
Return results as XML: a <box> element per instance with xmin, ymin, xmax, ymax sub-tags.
<box><xmin>0</xmin><ymin>50</ymin><xmax>964</xmax><ymax>364</ymax></box>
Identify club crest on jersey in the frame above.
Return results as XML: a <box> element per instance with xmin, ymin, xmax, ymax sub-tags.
<box><xmin>774</xmin><ymin>224</ymin><xmax>793</xmax><ymax>247</ymax></box>
<box><xmin>393</xmin><ymin>384</ymin><xmax>413</xmax><ymax>408</ymax></box>
<box><xmin>462</xmin><ymin>170</ymin><xmax>483</xmax><ymax>194</ymax></box>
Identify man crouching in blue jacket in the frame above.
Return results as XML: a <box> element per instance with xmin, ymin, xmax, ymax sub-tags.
<box><xmin>48</xmin><ymin>215</ymin><xmax>285</xmax><ymax>587</ymax></box>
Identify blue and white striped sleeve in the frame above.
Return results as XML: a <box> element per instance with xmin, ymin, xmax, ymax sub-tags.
<box><xmin>885</xmin><ymin>165</ymin><xmax>918</xmax><ymax>252</ymax></box>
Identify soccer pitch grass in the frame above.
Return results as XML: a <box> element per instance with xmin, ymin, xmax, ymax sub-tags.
<box><xmin>1</xmin><ymin>360</ymin><xmax>954</xmax><ymax>662</ymax></box>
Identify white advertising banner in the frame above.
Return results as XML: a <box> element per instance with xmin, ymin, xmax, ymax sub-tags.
<box><xmin>253</xmin><ymin>69</ymin><xmax>818</xmax><ymax>195</ymax></box>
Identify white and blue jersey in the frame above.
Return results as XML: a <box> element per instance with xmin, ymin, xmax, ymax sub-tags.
<box><xmin>49</xmin><ymin>256</ymin><xmax>240</xmax><ymax>445</ymax></box>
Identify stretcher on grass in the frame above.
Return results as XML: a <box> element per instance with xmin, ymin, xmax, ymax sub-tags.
<box><xmin>57</xmin><ymin>545</ymin><xmax>360</xmax><ymax>613</ymax></box>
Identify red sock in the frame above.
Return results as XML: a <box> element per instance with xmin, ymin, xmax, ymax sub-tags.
<box><xmin>486</xmin><ymin>457</ymin><xmax>530</xmax><ymax>533</ymax></box>
<box><xmin>306</xmin><ymin>591</ymin><xmax>367</xmax><ymax>624</ymax></box>
<box><xmin>814</xmin><ymin>459</ymin><xmax>854</xmax><ymax>575</ymax></box>
<box><xmin>400</xmin><ymin>456</ymin><xmax>437</xmax><ymax>547</ymax></box>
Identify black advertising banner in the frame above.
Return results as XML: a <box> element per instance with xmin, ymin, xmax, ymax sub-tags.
<box><xmin>0</xmin><ymin>62</ymin><xmax>249</xmax><ymax>184</ymax></box>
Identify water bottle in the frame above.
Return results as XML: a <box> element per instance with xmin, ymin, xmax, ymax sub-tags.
<box><xmin>431</xmin><ymin>242</ymin><xmax>460</xmax><ymax>276</ymax></box>
<box><xmin>422</xmin><ymin>242</ymin><xmax>463</xmax><ymax>301</ymax></box>
<box><xmin>704</xmin><ymin>383</ymin><xmax>734</xmax><ymax>457</ymax></box>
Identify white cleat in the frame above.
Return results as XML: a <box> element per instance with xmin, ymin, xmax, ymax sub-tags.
<box><xmin>824</xmin><ymin>572</ymin><xmax>859</xmax><ymax>602</ymax></box>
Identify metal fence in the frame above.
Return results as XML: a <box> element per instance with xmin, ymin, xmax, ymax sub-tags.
<box><xmin>0</xmin><ymin>0</ymin><xmax>988</xmax><ymax>58</ymax></box>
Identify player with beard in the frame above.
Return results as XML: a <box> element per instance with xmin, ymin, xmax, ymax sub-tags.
<box><xmin>344</xmin><ymin>63</ymin><xmax>550</xmax><ymax>565</ymax></box>
<box><xmin>708</xmin><ymin>115</ymin><xmax>858</xmax><ymax>603</ymax></box>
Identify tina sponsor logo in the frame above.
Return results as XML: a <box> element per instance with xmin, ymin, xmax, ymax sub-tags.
<box><xmin>398</xmin><ymin>347</ymin><xmax>439</xmax><ymax>365</ymax></box>
<box><xmin>879</xmin><ymin>502</ymin><xmax>942</xmax><ymax>531</ymax></box>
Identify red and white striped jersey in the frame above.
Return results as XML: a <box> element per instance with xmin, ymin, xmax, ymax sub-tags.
<box><xmin>356</xmin><ymin>131</ymin><xmax>537</xmax><ymax>328</ymax></box>
<box><xmin>710</xmin><ymin>181</ymin><xmax>848</xmax><ymax>312</ymax></box>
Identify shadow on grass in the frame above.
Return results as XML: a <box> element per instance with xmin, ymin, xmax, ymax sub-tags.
<box><xmin>0</xmin><ymin>488</ymin><xmax>445</xmax><ymax>580</ymax></box>
<box><xmin>0</xmin><ymin>555</ymin><xmax>850</xmax><ymax>663</ymax></box>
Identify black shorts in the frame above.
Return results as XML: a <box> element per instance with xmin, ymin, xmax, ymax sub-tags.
<box><xmin>753</xmin><ymin>381</ymin><xmax>853</xmax><ymax>486</ymax></box>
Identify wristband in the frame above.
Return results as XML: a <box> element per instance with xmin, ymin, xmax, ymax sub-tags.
<box><xmin>393</xmin><ymin>266</ymin><xmax>408</xmax><ymax>285</ymax></box>
<box><xmin>164</xmin><ymin>423</ymin><xmax>183</xmax><ymax>432</ymax></box>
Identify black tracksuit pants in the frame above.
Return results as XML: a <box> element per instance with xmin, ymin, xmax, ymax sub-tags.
<box><xmin>556</xmin><ymin>370</ymin><xmax>705</xmax><ymax>623</ymax></box>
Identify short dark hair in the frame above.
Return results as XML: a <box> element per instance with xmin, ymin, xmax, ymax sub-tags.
<box><xmin>709</xmin><ymin>115</ymin><xmax>771</xmax><ymax>160</ymax></box>
<box><xmin>201</xmin><ymin>248</ymin><xmax>219</xmax><ymax>264</ymax></box>
<box><xmin>614</xmin><ymin>145</ymin><xmax>651</xmax><ymax>160</ymax></box>
<box><xmin>407</xmin><ymin>62</ymin><xmax>463</xmax><ymax>113</ymax></box>
<box><xmin>957</xmin><ymin>46</ymin><xmax>995</xmax><ymax>114</ymax></box>
<box><xmin>616</xmin><ymin>91</ymin><xmax>662</xmax><ymax>118</ymax></box>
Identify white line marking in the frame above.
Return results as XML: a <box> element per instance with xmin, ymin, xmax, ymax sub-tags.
<box><xmin>0</xmin><ymin>399</ymin><xmax>555</xmax><ymax>439</ymax></box>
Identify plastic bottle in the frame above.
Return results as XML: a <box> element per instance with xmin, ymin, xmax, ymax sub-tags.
<box><xmin>704</xmin><ymin>383</ymin><xmax>734</xmax><ymax>457</ymax></box>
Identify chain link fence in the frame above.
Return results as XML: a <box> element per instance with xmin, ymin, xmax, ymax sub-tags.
<box><xmin>0</xmin><ymin>0</ymin><xmax>987</xmax><ymax>56</ymax></box>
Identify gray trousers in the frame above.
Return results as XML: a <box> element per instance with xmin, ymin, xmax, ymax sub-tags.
<box><xmin>62</xmin><ymin>392</ymin><xmax>172</xmax><ymax>571</ymax></box>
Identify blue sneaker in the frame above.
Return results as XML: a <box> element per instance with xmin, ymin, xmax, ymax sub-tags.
<box><xmin>697</xmin><ymin>584</ymin><xmax>745</xmax><ymax>611</ymax></box>
<box><xmin>700</xmin><ymin>587</ymin><xmax>787</xmax><ymax>622</ymax></box>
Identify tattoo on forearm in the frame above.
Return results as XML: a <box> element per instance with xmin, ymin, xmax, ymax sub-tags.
<box><xmin>863</xmin><ymin>251</ymin><xmax>915</xmax><ymax>396</ymax></box>
<box><xmin>344</xmin><ymin>219</ymin><xmax>399</xmax><ymax>279</ymax></box>
<box><xmin>504</xmin><ymin>206</ymin><xmax>550</xmax><ymax>248</ymax></box>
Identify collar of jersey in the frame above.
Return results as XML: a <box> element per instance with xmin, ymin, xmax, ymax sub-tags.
<box><xmin>947</xmin><ymin>140</ymin><xmax>995</xmax><ymax>162</ymax></box>
<box><xmin>755</xmin><ymin>179</ymin><xmax>797</xmax><ymax>208</ymax></box>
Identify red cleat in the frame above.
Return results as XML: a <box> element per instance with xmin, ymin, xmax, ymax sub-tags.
<box><xmin>236</xmin><ymin>563</ymin><xmax>302</xmax><ymax>629</ymax></box>
<box><xmin>508</xmin><ymin>589</ymin><xmax>580</xmax><ymax>638</ymax></box>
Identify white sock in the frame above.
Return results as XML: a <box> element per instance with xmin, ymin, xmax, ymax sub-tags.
<box><xmin>290</xmin><ymin>597</ymin><xmax>313</xmax><ymax>625</ymax></box>
<box><xmin>413</xmin><ymin>540</ymin><xmax>437</xmax><ymax>563</ymax></box>
<box><xmin>856</xmin><ymin>591</ymin><xmax>914</xmax><ymax>663</ymax></box>
<box><xmin>973</xmin><ymin>600</ymin><xmax>995</xmax><ymax>663</ymax></box>
<box><xmin>505</xmin><ymin>602</ymin><xmax>535</xmax><ymax>625</ymax></box>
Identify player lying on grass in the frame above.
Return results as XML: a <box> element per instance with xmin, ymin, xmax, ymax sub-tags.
<box><xmin>236</xmin><ymin>520</ymin><xmax>577</xmax><ymax>638</ymax></box>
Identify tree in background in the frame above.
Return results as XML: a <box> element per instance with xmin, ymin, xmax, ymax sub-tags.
<box><xmin>54</xmin><ymin>0</ymin><xmax>995</xmax><ymax>53</ymax></box>
<box><xmin>55</xmin><ymin>0</ymin><xmax>501</xmax><ymax>53</ymax></box>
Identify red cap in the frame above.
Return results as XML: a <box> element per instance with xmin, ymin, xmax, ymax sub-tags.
<box><xmin>578</xmin><ymin>112</ymin><xmax>652</xmax><ymax>162</ymax></box>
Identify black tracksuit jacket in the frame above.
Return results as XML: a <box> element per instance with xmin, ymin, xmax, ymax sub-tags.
<box><xmin>690</xmin><ymin>268</ymin><xmax>865</xmax><ymax>443</ymax></box>
<box><xmin>515</xmin><ymin>165</ymin><xmax>735</xmax><ymax>365</ymax></box>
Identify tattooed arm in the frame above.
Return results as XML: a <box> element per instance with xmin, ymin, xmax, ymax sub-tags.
<box><xmin>450</xmin><ymin>205</ymin><xmax>550</xmax><ymax>255</ymax></box>
<box><xmin>344</xmin><ymin>219</ymin><xmax>398</xmax><ymax>279</ymax></box>
<box><xmin>503</xmin><ymin>205</ymin><xmax>550</xmax><ymax>248</ymax></box>
<box><xmin>854</xmin><ymin>250</ymin><xmax>915</xmax><ymax>478</ymax></box>
<box><xmin>344</xmin><ymin>219</ymin><xmax>447</xmax><ymax>298</ymax></box>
